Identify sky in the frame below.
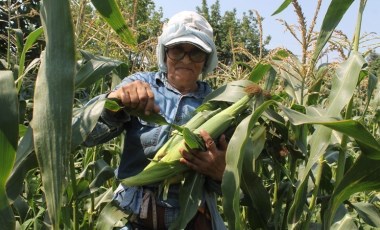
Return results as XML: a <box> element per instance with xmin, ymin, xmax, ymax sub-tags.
<box><xmin>152</xmin><ymin>0</ymin><xmax>380</xmax><ymax>60</ymax></box>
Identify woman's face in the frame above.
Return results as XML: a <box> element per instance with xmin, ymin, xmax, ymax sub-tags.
<box><xmin>165</xmin><ymin>43</ymin><xmax>207</xmax><ymax>94</ymax></box>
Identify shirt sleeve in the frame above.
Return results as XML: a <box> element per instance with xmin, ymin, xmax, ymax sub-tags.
<box><xmin>82</xmin><ymin>93</ymin><xmax>130</xmax><ymax>147</ymax></box>
<box><xmin>82</xmin><ymin>73</ymin><xmax>152</xmax><ymax>147</ymax></box>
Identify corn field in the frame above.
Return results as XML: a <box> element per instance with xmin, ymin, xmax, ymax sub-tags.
<box><xmin>1</xmin><ymin>0</ymin><xmax>380</xmax><ymax>229</ymax></box>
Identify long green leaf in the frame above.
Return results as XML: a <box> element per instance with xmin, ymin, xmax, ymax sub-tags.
<box><xmin>77</xmin><ymin>159</ymin><xmax>115</xmax><ymax>199</ymax></box>
<box><xmin>312</xmin><ymin>0</ymin><xmax>354</xmax><ymax>62</ymax></box>
<box><xmin>280</xmin><ymin>106</ymin><xmax>380</xmax><ymax>159</ymax></box>
<box><xmin>7</xmin><ymin>98</ymin><xmax>106</xmax><ymax>203</ymax></box>
<box><xmin>330</xmin><ymin>215</ymin><xmax>357</xmax><ymax>230</ymax></box>
<box><xmin>170</xmin><ymin>173</ymin><xmax>204</xmax><ymax>229</ymax></box>
<box><xmin>240</xmin><ymin>126</ymin><xmax>271</xmax><ymax>229</ymax></box>
<box><xmin>203</xmin><ymin>80</ymin><xmax>254</xmax><ymax>104</ymax></box>
<box><xmin>287</xmin><ymin>51</ymin><xmax>365</xmax><ymax>225</ymax></box>
<box><xmin>16</xmin><ymin>27</ymin><xmax>43</xmax><ymax>91</ymax></box>
<box><xmin>75</xmin><ymin>50</ymin><xmax>129</xmax><ymax>88</ymax></box>
<box><xmin>364</xmin><ymin>71</ymin><xmax>378</xmax><ymax>114</ymax></box>
<box><xmin>351</xmin><ymin>202</ymin><xmax>380</xmax><ymax>227</ymax></box>
<box><xmin>323</xmin><ymin>155</ymin><xmax>380</xmax><ymax>228</ymax></box>
<box><xmin>222</xmin><ymin>100</ymin><xmax>276</xmax><ymax>229</ymax></box>
<box><xmin>91</xmin><ymin>0</ymin><xmax>137</xmax><ymax>46</ymax></box>
<box><xmin>0</xmin><ymin>71</ymin><xmax>18</xmax><ymax>230</ymax></box>
<box><xmin>248</xmin><ymin>63</ymin><xmax>271</xmax><ymax>83</ymax></box>
<box><xmin>32</xmin><ymin>0</ymin><xmax>75</xmax><ymax>228</ymax></box>
<box><xmin>71</xmin><ymin>99</ymin><xmax>106</xmax><ymax>150</ymax></box>
<box><xmin>95</xmin><ymin>200</ymin><xmax>129</xmax><ymax>230</ymax></box>
<box><xmin>271</xmin><ymin>0</ymin><xmax>292</xmax><ymax>16</ymax></box>
<box><xmin>279</xmin><ymin>104</ymin><xmax>380</xmax><ymax>228</ymax></box>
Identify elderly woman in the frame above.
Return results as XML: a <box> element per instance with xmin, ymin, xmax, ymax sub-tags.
<box><xmin>85</xmin><ymin>11</ymin><xmax>227</xmax><ymax>229</ymax></box>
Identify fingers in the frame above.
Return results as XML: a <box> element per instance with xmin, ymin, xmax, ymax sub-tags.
<box><xmin>218</xmin><ymin>134</ymin><xmax>228</xmax><ymax>151</ymax></box>
<box><xmin>199</xmin><ymin>130</ymin><xmax>216</xmax><ymax>151</ymax></box>
<box><xmin>180</xmin><ymin>130</ymin><xmax>227</xmax><ymax>181</ymax></box>
<box><xmin>179</xmin><ymin>148</ymin><xmax>199</xmax><ymax>170</ymax></box>
<box><xmin>107</xmin><ymin>80</ymin><xmax>159</xmax><ymax>114</ymax></box>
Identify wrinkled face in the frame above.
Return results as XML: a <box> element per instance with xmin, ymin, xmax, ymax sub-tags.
<box><xmin>165</xmin><ymin>43</ymin><xmax>207</xmax><ymax>94</ymax></box>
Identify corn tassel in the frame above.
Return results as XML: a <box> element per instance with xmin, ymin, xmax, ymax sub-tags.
<box><xmin>122</xmin><ymin>84</ymin><xmax>261</xmax><ymax>186</ymax></box>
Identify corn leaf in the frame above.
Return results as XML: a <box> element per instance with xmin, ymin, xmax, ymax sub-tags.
<box><xmin>6</xmin><ymin>144</ymin><xmax>37</xmax><ymax>203</ymax></box>
<box><xmin>0</xmin><ymin>71</ymin><xmax>18</xmax><ymax>229</ymax></box>
<box><xmin>364</xmin><ymin>71</ymin><xmax>378</xmax><ymax>114</ymax></box>
<box><xmin>279</xmin><ymin>104</ymin><xmax>380</xmax><ymax>228</ymax></box>
<box><xmin>323</xmin><ymin>155</ymin><xmax>380</xmax><ymax>228</ymax></box>
<box><xmin>32</xmin><ymin>0</ymin><xmax>75</xmax><ymax>227</ymax></box>
<box><xmin>287</xmin><ymin>51</ymin><xmax>365</xmax><ymax>225</ymax></box>
<box><xmin>77</xmin><ymin>159</ymin><xmax>115</xmax><ymax>199</ymax></box>
<box><xmin>91</xmin><ymin>0</ymin><xmax>137</xmax><ymax>46</ymax></box>
<box><xmin>222</xmin><ymin>100</ymin><xmax>276</xmax><ymax>229</ymax></box>
<box><xmin>6</xmin><ymin>126</ymin><xmax>35</xmax><ymax>202</ymax></box>
<box><xmin>16</xmin><ymin>27</ymin><xmax>43</xmax><ymax>91</ymax></box>
<box><xmin>351</xmin><ymin>202</ymin><xmax>380</xmax><ymax>227</ymax></box>
<box><xmin>283</xmin><ymin>111</ymin><xmax>380</xmax><ymax>159</ymax></box>
<box><xmin>10</xmin><ymin>29</ymin><xmax>23</xmax><ymax>58</ymax></box>
<box><xmin>203</xmin><ymin>79</ymin><xmax>254</xmax><ymax>104</ymax></box>
<box><xmin>241</xmin><ymin>126</ymin><xmax>271</xmax><ymax>229</ymax></box>
<box><xmin>95</xmin><ymin>200</ymin><xmax>129</xmax><ymax>230</ymax></box>
<box><xmin>271</xmin><ymin>0</ymin><xmax>292</xmax><ymax>16</ymax></box>
<box><xmin>248</xmin><ymin>63</ymin><xmax>272</xmax><ymax>83</ymax></box>
<box><xmin>75</xmin><ymin>50</ymin><xmax>129</xmax><ymax>88</ymax></box>
<box><xmin>330</xmin><ymin>215</ymin><xmax>357</xmax><ymax>230</ymax></box>
<box><xmin>71</xmin><ymin>99</ymin><xmax>106</xmax><ymax>150</ymax></box>
<box><xmin>7</xmin><ymin>99</ymin><xmax>106</xmax><ymax>203</ymax></box>
<box><xmin>352</xmin><ymin>202</ymin><xmax>380</xmax><ymax>228</ymax></box>
<box><xmin>170</xmin><ymin>173</ymin><xmax>204</xmax><ymax>229</ymax></box>
<box><xmin>312</xmin><ymin>0</ymin><xmax>354</xmax><ymax>62</ymax></box>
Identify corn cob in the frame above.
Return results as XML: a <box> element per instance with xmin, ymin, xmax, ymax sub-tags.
<box><xmin>122</xmin><ymin>84</ymin><xmax>262</xmax><ymax>186</ymax></box>
<box><xmin>153</xmin><ymin>108</ymin><xmax>222</xmax><ymax>161</ymax></box>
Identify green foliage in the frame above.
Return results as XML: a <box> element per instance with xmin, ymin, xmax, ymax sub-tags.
<box><xmin>2</xmin><ymin>0</ymin><xmax>380</xmax><ymax>229</ymax></box>
<box><xmin>91</xmin><ymin>0</ymin><xmax>137</xmax><ymax>46</ymax></box>
<box><xmin>368</xmin><ymin>52</ymin><xmax>380</xmax><ymax>77</ymax></box>
<box><xmin>32</xmin><ymin>0</ymin><xmax>76</xmax><ymax>228</ymax></box>
<box><xmin>0</xmin><ymin>0</ymin><xmax>43</xmax><ymax>63</ymax></box>
<box><xmin>197</xmin><ymin>0</ymin><xmax>271</xmax><ymax>64</ymax></box>
<box><xmin>0</xmin><ymin>71</ymin><xmax>18</xmax><ymax>229</ymax></box>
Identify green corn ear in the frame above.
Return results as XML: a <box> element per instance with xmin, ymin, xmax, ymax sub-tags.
<box><xmin>182</xmin><ymin>127</ymin><xmax>205</xmax><ymax>150</ymax></box>
<box><xmin>153</xmin><ymin>108</ymin><xmax>221</xmax><ymax>161</ymax></box>
<box><xmin>122</xmin><ymin>85</ymin><xmax>259</xmax><ymax>186</ymax></box>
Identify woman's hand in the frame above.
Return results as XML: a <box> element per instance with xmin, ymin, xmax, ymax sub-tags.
<box><xmin>179</xmin><ymin>130</ymin><xmax>227</xmax><ymax>181</ymax></box>
<box><xmin>107</xmin><ymin>80</ymin><xmax>160</xmax><ymax>115</ymax></box>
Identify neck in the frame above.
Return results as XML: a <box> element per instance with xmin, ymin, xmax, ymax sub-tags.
<box><xmin>169</xmin><ymin>80</ymin><xmax>198</xmax><ymax>95</ymax></box>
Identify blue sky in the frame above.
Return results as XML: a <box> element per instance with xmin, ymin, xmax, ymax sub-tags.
<box><xmin>153</xmin><ymin>0</ymin><xmax>380</xmax><ymax>60</ymax></box>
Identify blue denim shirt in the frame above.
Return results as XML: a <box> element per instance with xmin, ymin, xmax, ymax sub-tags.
<box><xmin>84</xmin><ymin>71</ymin><xmax>227</xmax><ymax>229</ymax></box>
<box><xmin>84</xmin><ymin>71</ymin><xmax>212</xmax><ymax>179</ymax></box>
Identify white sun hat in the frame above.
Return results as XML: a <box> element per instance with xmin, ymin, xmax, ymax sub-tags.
<box><xmin>157</xmin><ymin>11</ymin><xmax>218</xmax><ymax>74</ymax></box>
<box><xmin>164</xmin><ymin>11</ymin><xmax>213</xmax><ymax>53</ymax></box>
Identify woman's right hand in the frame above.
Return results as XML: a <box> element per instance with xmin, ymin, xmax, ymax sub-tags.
<box><xmin>107</xmin><ymin>80</ymin><xmax>160</xmax><ymax>115</ymax></box>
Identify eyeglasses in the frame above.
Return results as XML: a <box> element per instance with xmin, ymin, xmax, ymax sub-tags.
<box><xmin>165</xmin><ymin>46</ymin><xmax>208</xmax><ymax>63</ymax></box>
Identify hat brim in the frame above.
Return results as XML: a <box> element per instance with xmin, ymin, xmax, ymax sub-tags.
<box><xmin>165</xmin><ymin>35</ymin><xmax>212</xmax><ymax>53</ymax></box>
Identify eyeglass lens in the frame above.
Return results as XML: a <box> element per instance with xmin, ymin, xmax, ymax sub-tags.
<box><xmin>166</xmin><ymin>46</ymin><xmax>207</xmax><ymax>63</ymax></box>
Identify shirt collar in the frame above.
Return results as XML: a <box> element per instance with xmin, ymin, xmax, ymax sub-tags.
<box><xmin>154</xmin><ymin>72</ymin><xmax>211</xmax><ymax>99</ymax></box>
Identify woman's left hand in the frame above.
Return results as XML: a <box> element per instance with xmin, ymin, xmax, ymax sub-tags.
<box><xmin>179</xmin><ymin>130</ymin><xmax>227</xmax><ymax>181</ymax></box>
